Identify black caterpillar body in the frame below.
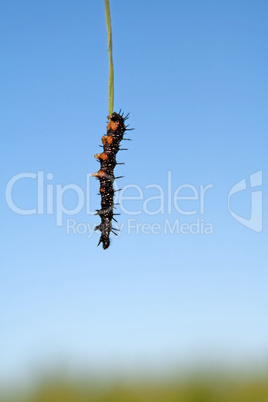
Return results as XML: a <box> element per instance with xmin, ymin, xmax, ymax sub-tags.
<box><xmin>93</xmin><ymin>112</ymin><xmax>130</xmax><ymax>249</ymax></box>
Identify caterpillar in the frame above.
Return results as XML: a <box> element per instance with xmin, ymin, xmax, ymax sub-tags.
<box><xmin>93</xmin><ymin>112</ymin><xmax>131</xmax><ymax>249</ymax></box>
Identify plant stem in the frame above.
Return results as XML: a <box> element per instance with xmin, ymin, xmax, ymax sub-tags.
<box><xmin>104</xmin><ymin>0</ymin><xmax>114</xmax><ymax>116</ymax></box>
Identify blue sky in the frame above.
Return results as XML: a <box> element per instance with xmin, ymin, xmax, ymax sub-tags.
<box><xmin>1</xmin><ymin>0</ymin><xmax>268</xmax><ymax>385</ymax></box>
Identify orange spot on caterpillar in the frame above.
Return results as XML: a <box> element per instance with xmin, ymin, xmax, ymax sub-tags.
<box><xmin>101</xmin><ymin>135</ymin><xmax>113</xmax><ymax>145</ymax></box>
<box><xmin>101</xmin><ymin>135</ymin><xmax>108</xmax><ymax>145</ymax></box>
<box><xmin>92</xmin><ymin>170</ymin><xmax>106</xmax><ymax>178</ymax></box>
<box><xmin>100</xmin><ymin>187</ymin><xmax>105</xmax><ymax>193</ymax></box>
<box><xmin>107</xmin><ymin>119</ymin><xmax>119</xmax><ymax>132</ymax></box>
<box><xmin>94</xmin><ymin>152</ymin><xmax>108</xmax><ymax>161</ymax></box>
<box><xmin>110</xmin><ymin>121</ymin><xmax>119</xmax><ymax>131</ymax></box>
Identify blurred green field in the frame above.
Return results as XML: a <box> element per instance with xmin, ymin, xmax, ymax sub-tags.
<box><xmin>2</xmin><ymin>375</ymin><xmax>268</xmax><ymax>402</ymax></box>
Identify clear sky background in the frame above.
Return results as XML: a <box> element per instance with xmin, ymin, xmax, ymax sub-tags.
<box><xmin>1</xmin><ymin>0</ymin><xmax>268</xmax><ymax>386</ymax></box>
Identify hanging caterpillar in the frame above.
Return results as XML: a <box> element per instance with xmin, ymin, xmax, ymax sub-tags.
<box><xmin>93</xmin><ymin>112</ymin><xmax>131</xmax><ymax>249</ymax></box>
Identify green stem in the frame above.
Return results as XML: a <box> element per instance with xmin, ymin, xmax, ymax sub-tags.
<box><xmin>104</xmin><ymin>0</ymin><xmax>114</xmax><ymax>116</ymax></box>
